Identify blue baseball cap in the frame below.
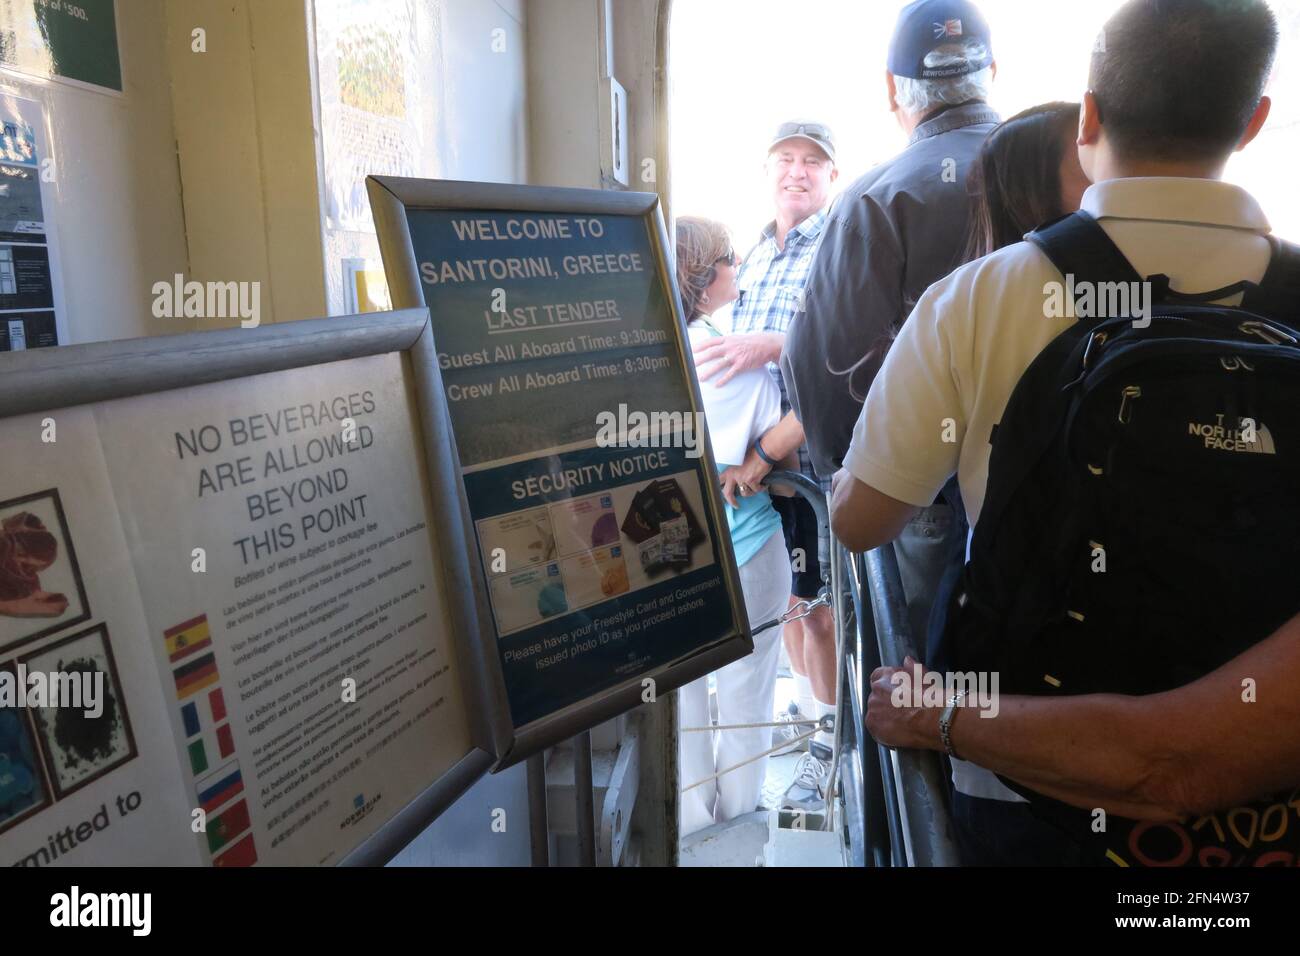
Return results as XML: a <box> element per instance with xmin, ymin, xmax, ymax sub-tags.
<box><xmin>887</xmin><ymin>0</ymin><xmax>994</xmax><ymax>79</ymax></box>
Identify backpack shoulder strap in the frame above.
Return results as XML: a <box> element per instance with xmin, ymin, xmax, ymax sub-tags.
<box><xmin>1025</xmin><ymin>211</ymin><xmax>1143</xmax><ymax>317</ymax></box>
<box><xmin>1241</xmin><ymin>236</ymin><xmax>1300</xmax><ymax>322</ymax></box>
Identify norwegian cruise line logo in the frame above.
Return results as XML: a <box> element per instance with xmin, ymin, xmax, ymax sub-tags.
<box><xmin>340</xmin><ymin>791</ymin><xmax>382</xmax><ymax>829</ymax></box>
<box><xmin>1188</xmin><ymin>414</ymin><xmax>1277</xmax><ymax>454</ymax></box>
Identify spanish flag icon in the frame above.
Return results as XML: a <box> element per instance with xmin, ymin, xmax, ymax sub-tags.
<box><xmin>164</xmin><ymin>614</ymin><xmax>212</xmax><ymax>664</ymax></box>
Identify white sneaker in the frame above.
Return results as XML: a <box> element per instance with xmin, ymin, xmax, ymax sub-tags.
<box><xmin>781</xmin><ymin>750</ymin><xmax>828</xmax><ymax>812</ymax></box>
<box><xmin>770</xmin><ymin>703</ymin><xmax>809</xmax><ymax>756</ymax></box>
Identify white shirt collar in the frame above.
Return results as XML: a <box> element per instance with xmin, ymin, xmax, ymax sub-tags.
<box><xmin>1081</xmin><ymin>177</ymin><xmax>1271</xmax><ymax>234</ymax></box>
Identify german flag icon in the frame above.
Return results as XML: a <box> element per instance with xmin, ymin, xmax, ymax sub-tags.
<box><xmin>174</xmin><ymin>652</ymin><xmax>220</xmax><ymax>700</ymax></box>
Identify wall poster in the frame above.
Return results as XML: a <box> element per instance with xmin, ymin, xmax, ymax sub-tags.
<box><xmin>0</xmin><ymin>92</ymin><xmax>65</xmax><ymax>351</ymax></box>
<box><xmin>0</xmin><ymin>0</ymin><xmax>122</xmax><ymax>94</ymax></box>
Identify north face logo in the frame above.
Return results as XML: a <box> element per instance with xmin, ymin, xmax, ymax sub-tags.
<box><xmin>1188</xmin><ymin>415</ymin><xmax>1277</xmax><ymax>454</ymax></box>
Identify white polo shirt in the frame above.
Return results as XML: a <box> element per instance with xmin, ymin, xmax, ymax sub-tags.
<box><xmin>844</xmin><ymin>177</ymin><xmax>1275</xmax><ymax>800</ymax></box>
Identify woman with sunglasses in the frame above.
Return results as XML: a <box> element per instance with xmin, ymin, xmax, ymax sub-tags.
<box><xmin>674</xmin><ymin>216</ymin><xmax>793</xmax><ymax>836</ymax></box>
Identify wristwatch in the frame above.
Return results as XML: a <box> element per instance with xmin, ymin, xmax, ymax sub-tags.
<box><xmin>939</xmin><ymin>691</ymin><xmax>966</xmax><ymax>759</ymax></box>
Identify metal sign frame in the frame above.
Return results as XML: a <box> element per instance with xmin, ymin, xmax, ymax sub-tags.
<box><xmin>367</xmin><ymin>175</ymin><xmax>752</xmax><ymax>768</ymax></box>
<box><xmin>0</xmin><ymin>308</ymin><xmax>495</xmax><ymax>866</ymax></box>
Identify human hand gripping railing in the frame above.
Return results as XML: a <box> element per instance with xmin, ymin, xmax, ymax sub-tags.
<box><xmin>859</xmin><ymin>542</ymin><xmax>961</xmax><ymax>866</ymax></box>
<box><xmin>840</xmin><ymin>547</ymin><xmax>896</xmax><ymax>867</ymax></box>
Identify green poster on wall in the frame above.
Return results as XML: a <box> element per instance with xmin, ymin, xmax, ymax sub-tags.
<box><xmin>0</xmin><ymin>0</ymin><xmax>122</xmax><ymax>93</ymax></box>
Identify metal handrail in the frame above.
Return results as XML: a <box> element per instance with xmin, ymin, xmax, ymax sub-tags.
<box><xmin>843</xmin><ymin>549</ymin><xmax>900</xmax><ymax>867</ymax></box>
<box><xmin>758</xmin><ymin>471</ymin><xmax>960</xmax><ymax>867</ymax></box>
<box><xmin>860</xmin><ymin>544</ymin><xmax>962</xmax><ymax>867</ymax></box>
<box><xmin>764</xmin><ymin>470</ymin><xmax>827</xmax><ymax>528</ymax></box>
<box><xmin>837</xmin><ymin>546</ymin><xmax>889</xmax><ymax>868</ymax></box>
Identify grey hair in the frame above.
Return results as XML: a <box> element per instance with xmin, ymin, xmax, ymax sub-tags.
<box><xmin>893</xmin><ymin>40</ymin><xmax>993</xmax><ymax>117</ymax></box>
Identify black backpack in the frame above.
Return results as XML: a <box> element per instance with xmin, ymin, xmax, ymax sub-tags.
<box><xmin>948</xmin><ymin>210</ymin><xmax>1300</xmax><ymax>867</ymax></box>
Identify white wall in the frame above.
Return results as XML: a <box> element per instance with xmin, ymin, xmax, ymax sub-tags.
<box><xmin>167</xmin><ymin>0</ymin><xmax>328</xmax><ymax>329</ymax></box>
<box><xmin>0</xmin><ymin>0</ymin><xmax>189</xmax><ymax>345</ymax></box>
<box><xmin>440</xmin><ymin>0</ymin><xmax>529</xmax><ymax>182</ymax></box>
<box><xmin>527</xmin><ymin>0</ymin><xmax>602</xmax><ymax>188</ymax></box>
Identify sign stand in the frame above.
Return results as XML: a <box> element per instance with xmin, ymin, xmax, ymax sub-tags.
<box><xmin>368</xmin><ymin>176</ymin><xmax>753</xmax><ymax>768</ymax></box>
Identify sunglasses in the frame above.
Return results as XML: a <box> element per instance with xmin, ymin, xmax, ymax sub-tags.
<box><xmin>776</xmin><ymin>122</ymin><xmax>832</xmax><ymax>141</ymax></box>
<box><xmin>715</xmin><ymin>249</ymin><xmax>736</xmax><ymax>267</ymax></box>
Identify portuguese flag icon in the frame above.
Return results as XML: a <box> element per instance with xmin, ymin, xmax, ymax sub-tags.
<box><xmin>206</xmin><ymin>799</ymin><xmax>252</xmax><ymax>854</ymax></box>
<box><xmin>213</xmin><ymin>833</ymin><xmax>258</xmax><ymax>867</ymax></box>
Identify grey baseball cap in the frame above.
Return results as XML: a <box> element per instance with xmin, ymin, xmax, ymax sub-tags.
<box><xmin>768</xmin><ymin>120</ymin><xmax>836</xmax><ymax>162</ymax></box>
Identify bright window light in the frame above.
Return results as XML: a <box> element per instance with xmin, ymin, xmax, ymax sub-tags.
<box><xmin>670</xmin><ymin>0</ymin><xmax>1300</xmax><ymax>247</ymax></box>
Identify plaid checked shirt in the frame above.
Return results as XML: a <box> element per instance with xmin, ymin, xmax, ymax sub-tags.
<box><xmin>731</xmin><ymin>210</ymin><xmax>826</xmax><ymax>479</ymax></box>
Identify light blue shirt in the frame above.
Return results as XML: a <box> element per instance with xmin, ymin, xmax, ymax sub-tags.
<box><xmin>717</xmin><ymin>464</ymin><xmax>782</xmax><ymax>567</ymax></box>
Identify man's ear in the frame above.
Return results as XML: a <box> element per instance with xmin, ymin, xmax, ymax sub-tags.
<box><xmin>1236</xmin><ymin>96</ymin><xmax>1271</xmax><ymax>152</ymax></box>
<box><xmin>886</xmin><ymin>70</ymin><xmax>899</xmax><ymax>113</ymax></box>
<box><xmin>830</xmin><ymin>165</ymin><xmax>839</xmax><ymax>183</ymax></box>
<box><xmin>990</xmin><ymin>58</ymin><xmax>997</xmax><ymax>82</ymax></box>
<box><xmin>1079</xmin><ymin>90</ymin><xmax>1102</xmax><ymax>146</ymax></box>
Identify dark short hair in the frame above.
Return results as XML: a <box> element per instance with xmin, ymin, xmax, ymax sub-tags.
<box><xmin>1090</xmin><ymin>0</ymin><xmax>1277</xmax><ymax>162</ymax></box>
<box><xmin>965</xmin><ymin>102</ymin><xmax>1081</xmax><ymax>260</ymax></box>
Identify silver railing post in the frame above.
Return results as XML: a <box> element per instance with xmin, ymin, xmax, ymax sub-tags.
<box><xmin>862</xmin><ymin>544</ymin><xmax>961</xmax><ymax>867</ymax></box>
<box><xmin>759</xmin><ymin>471</ymin><xmax>959</xmax><ymax>866</ymax></box>
<box><xmin>574</xmin><ymin>731</ymin><xmax>597</xmax><ymax>866</ymax></box>
<box><xmin>527</xmin><ymin>751</ymin><xmax>550</xmax><ymax>866</ymax></box>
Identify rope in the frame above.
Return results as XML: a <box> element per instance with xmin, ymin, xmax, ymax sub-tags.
<box><xmin>819</xmin><ymin>551</ymin><xmax>848</xmax><ymax>833</ymax></box>
<box><xmin>680</xmin><ymin>718</ymin><xmax>820</xmax><ymax>732</ymax></box>
<box><xmin>681</xmin><ymin>724</ymin><xmax>823</xmax><ymax>793</ymax></box>
<box><xmin>680</xmin><ymin>715</ymin><xmax>833</xmax><ymax>793</ymax></box>
<box><xmin>675</xmin><ymin>533</ymin><xmax>849</xmax><ymax>831</ymax></box>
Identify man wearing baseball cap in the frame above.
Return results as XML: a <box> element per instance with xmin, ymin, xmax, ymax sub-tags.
<box><xmin>782</xmin><ymin>0</ymin><xmax>999</xmax><ymax>729</ymax></box>
<box><xmin>692</xmin><ymin>120</ymin><xmax>841</xmax><ymax>813</ymax></box>
<box><xmin>840</xmin><ymin>0</ymin><xmax>1288</xmax><ymax>867</ymax></box>
<box><xmin>774</xmin><ymin>0</ymin><xmax>998</xmax><ymax>832</ymax></box>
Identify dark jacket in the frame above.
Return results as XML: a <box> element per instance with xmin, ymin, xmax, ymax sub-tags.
<box><xmin>782</xmin><ymin>102</ymin><xmax>1000</xmax><ymax>480</ymax></box>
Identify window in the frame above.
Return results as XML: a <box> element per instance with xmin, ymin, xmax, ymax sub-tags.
<box><xmin>669</xmin><ymin>0</ymin><xmax>1300</xmax><ymax>243</ymax></box>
